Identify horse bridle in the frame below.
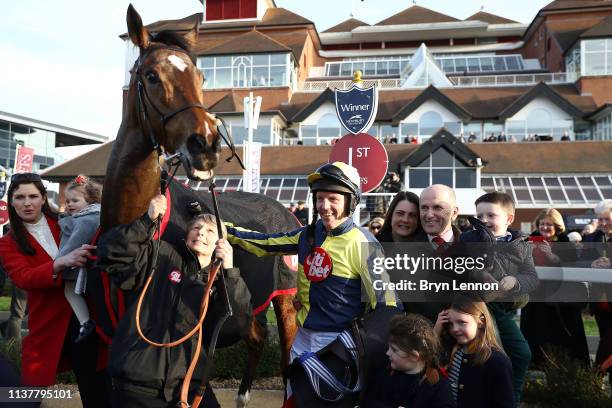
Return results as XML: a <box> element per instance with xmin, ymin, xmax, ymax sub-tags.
<box><xmin>133</xmin><ymin>44</ymin><xmax>244</xmax><ymax>169</ymax></box>
<box><xmin>133</xmin><ymin>44</ymin><xmax>243</xmax><ymax>408</ymax></box>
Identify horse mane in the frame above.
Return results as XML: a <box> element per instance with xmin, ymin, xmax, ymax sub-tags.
<box><xmin>150</xmin><ymin>30</ymin><xmax>196</xmax><ymax>63</ymax></box>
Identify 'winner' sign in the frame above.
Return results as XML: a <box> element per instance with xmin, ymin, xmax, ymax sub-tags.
<box><xmin>334</xmin><ymin>84</ymin><xmax>378</xmax><ymax>135</ymax></box>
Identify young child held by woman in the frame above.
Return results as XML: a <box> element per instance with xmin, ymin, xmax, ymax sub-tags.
<box><xmin>435</xmin><ymin>299</ymin><xmax>514</xmax><ymax>408</ymax></box>
<box><xmin>365</xmin><ymin>313</ymin><xmax>455</xmax><ymax>408</ymax></box>
<box><xmin>57</xmin><ymin>175</ymin><xmax>102</xmax><ymax>343</ymax></box>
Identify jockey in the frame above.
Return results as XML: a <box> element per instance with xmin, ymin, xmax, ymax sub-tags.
<box><xmin>225</xmin><ymin>162</ymin><xmax>400</xmax><ymax>403</ymax></box>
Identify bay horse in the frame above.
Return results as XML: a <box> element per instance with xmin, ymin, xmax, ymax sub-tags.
<box><xmin>98</xmin><ymin>5</ymin><xmax>297</xmax><ymax>406</ymax></box>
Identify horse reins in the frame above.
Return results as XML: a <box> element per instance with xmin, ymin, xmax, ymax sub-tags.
<box><xmin>131</xmin><ymin>44</ymin><xmax>244</xmax><ymax>408</ymax></box>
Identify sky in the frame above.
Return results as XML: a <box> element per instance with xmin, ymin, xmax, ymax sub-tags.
<box><xmin>0</xmin><ymin>0</ymin><xmax>552</xmax><ymax>139</ymax></box>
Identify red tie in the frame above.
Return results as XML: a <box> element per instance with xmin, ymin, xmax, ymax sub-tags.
<box><xmin>432</xmin><ymin>236</ymin><xmax>446</xmax><ymax>253</ymax></box>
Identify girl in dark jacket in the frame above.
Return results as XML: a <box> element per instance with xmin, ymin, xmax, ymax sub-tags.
<box><xmin>97</xmin><ymin>194</ymin><xmax>252</xmax><ymax>408</ymax></box>
<box><xmin>434</xmin><ymin>299</ymin><xmax>514</xmax><ymax>408</ymax></box>
<box><xmin>365</xmin><ymin>313</ymin><xmax>455</xmax><ymax>408</ymax></box>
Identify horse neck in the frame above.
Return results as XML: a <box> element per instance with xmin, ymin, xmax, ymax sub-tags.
<box><xmin>100</xmin><ymin>90</ymin><xmax>161</xmax><ymax>231</ymax></box>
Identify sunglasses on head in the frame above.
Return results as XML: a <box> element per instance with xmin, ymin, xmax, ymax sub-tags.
<box><xmin>10</xmin><ymin>172</ymin><xmax>42</xmax><ymax>183</ymax></box>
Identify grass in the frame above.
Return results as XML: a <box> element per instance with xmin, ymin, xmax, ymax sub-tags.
<box><xmin>583</xmin><ymin>315</ymin><xmax>600</xmax><ymax>337</ymax></box>
<box><xmin>0</xmin><ymin>296</ymin><xmax>10</xmax><ymax>312</ymax></box>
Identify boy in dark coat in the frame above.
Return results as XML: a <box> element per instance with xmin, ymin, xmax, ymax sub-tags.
<box><xmin>460</xmin><ymin>192</ymin><xmax>539</xmax><ymax>403</ymax></box>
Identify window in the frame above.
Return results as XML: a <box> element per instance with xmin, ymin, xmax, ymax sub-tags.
<box><xmin>324</xmin><ymin>56</ymin><xmax>411</xmax><ymax>77</ymax></box>
<box><xmin>317</xmin><ymin>113</ymin><xmax>343</xmax><ymax>144</ymax></box>
<box><xmin>526</xmin><ymin>108</ymin><xmax>552</xmax><ymax>136</ymax></box>
<box><xmin>583</xmin><ymin>39</ymin><xmax>612</xmax><ymax>76</ymax></box>
<box><xmin>199</xmin><ymin>53</ymin><xmax>292</xmax><ymax>89</ymax></box>
<box><xmin>418</xmin><ymin>111</ymin><xmax>443</xmax><ymax>136</ymax></box>
<box><xmin>435</xmin><ymin>54</ymin><xmax>526</xmax><ymax>73</ymax></box>
<box><xmin>408</xmin><ymin>147</ymin><xmax>476</xmax><ymax>188</ymax></box>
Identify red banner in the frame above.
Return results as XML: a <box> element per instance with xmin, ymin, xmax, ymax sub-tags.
<box><xmin>14</xmin><ymin>145</ymin><xmax>35</xmax><ymax>173</ymax></box>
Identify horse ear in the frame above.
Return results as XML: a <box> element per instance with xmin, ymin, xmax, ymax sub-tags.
<box><xmin>126</xmin><ymin>4</ymin><xmax>149</xmax><ymax>49</ymax></box>
<box><xmin>182</xmin><ymin>19</ymin><xmax>200</xmax><ymax>51</ymax></box>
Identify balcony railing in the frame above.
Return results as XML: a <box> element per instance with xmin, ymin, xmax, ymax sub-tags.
<box><xmin>449</xmin><ymin>72</ymin><xmax>578</xmax><ymax>87</ymax></box>
<box><xmin>297</xmin><ymin>79</ymin><xmax>402</xmax><ymax>92</ymax></box>
<box><xmin>297</xmin><ymin>72</ymin><xmax>578</xmax><ymax>92</ymax></box>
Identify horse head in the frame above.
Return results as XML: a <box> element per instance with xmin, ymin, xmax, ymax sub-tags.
<box><xmin>127</xmin><ymin>4</ymin><xmax>219</xmax><ymax>180</ymax></box>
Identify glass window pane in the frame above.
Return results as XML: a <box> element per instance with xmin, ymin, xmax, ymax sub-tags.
<box><xmin>203</xmin><ymin>69</ymin><xmax>214</xmax><ymax>88</ymax></box>
<box><xmin>201</xmin><ymin>57</ymin><xmax>214</xmax><ymax>68</ymax></box>
<box><xmin>252</xmin><ymin>66</ymin><xmax>268</xmax><ymax>86</ymax></box>
<box><xmin>294</xmin><ymin>189</ymin><xmax>309</xmax><ymax>201</ymax></box>
<box><xmin>216</xmin><ymin>56</ymin><xmax>231</xmax><ymax>67</ymax></box>
<box><xmin>419</xmin><ymin>111</ymin><xmax>443</xmax><ymax>135</ymax></box>
<box><xmin>252</xmin><ymin>54</ymin><xmax>269</xmax><ymax>65</ymax></box>
<box><xmin>441</xmin><ymin>59</ymin><xmax>455</xmax><ymax>73</ymax></box>
<box><xmin>389</xmin><ymin>60</ymin><xmax>400</xmax><ymax>75</ymax></box>
<box><xmin>376</xmin><ymin>61</ymin><xmax>388</xmax><ymax>75</ymax></box>
<box><xmin>586</xmin><ymin>52</ymin><xmax>606</xmax><ymax>74</ymax></box>
<box><xmin>561</xmin><ymin>177</ymin><xmax>578</xmax><ymax>187</ymax></box>
<box><xmin>341</xmin><ymin>63</ymin><xmax>353</xmax><ymax>76</ymax></box>
<box><xmin>216</xmin><ymin>67</ymin><xmax>231</xmax><ymax>88</ymax></box>
<box><xmin>253</xmin><ymin>126</ymin><xmax>270</xmax><ymax>144</ymax></box>
<box><xmin>577</xmin><ymin>177</ymin><xmax>595</xmax><ymax>187</ymax></box>
<box><xmin>265</xmin><ymin>189</ymin><xmax>279</xmax><ymax>199</ymax></box>
<box><xmin>601</xmin><ymin>187</ymin><xmax>612</xmax><ymax>199</ymax></box>
<box><xmin>226</xmin><ymin>179</ymin><xmax>240</xmax><ymax>189</ymax></box>
<box><xmin>270</xmin><ymin>54</ymin><xmax>286</xmax><ymax>64</ymax></box>
<box><xmin>583</xmin><ymin>188</ymin><xmax>602</xmax><ymax>201</ymax></box>
<box><xmin>467</xmin><ymin>58</ymin><xmax>480</xmax><ymax>72</ymax></box>
<box><xmin>496</xmin><ymin>177</ymin><xmax>511</xmax><ymax>192</ymax></box>
<box><xmin>409</xmin><ymin>169</ymin><xmax>429</xmax><ymax>188</ymax></box>
<box><xmin>400</xmin><ymin>123</ymin><xmax>418</xmax><ymax>140</ymax></box>
<box><xmin>515</xmin><ymin>189</ymin><xmax>531</xmax><ymax>203</ymax></box>
<box><xmin>454</xmin><ymin>58</ymin><xmax>467</xmax><ymax>72</ymax></box>
<box><xmin>455</xmin><ymin>169</ymin><xmax>476</xmax><ymax>188</ymax></box>
<box><xmin>505</xmin><ymin>56</ymin><xmax>519</xmax><ymax>70</ymax></box>
<box><xmin>511</xmin><ymin>177</ymin><xmax>527</xmax><ymax>187</ymax></box>
<box><xmin>431</xmin><ymin>147</ymin><xmax>453</xmax><ymax>167</ymax></box>
<box><xmin>544</xmin><ymin>177</ymin><xmax>561</xmax><ymax>187</ymax></box>
<box><xmin>480</xmin><ymin>57</ymin><xmax>493</xmax><ymax>71</ymax></box>
<box><xmin>481</xmin><ymin>178</ymin><xmax>494</xmax><ymax>188</ymax></box>
<box><xmin>595</xmin><ymin>176</ymin><xmax>612</xmax><ymax>186</ymax></box>
<box><xmin>453</xmin><ymin>157</ymin><xmax>468</xmax><ymax>168</ymax></box>
<box><xmin>531</xmin><ymin>189</ymin><xmax>549</xmax><ymax>203</ymax></box>
<box><xmin>301</xmin><ymin>125</ymin><xmax>316</xmax><ymax>139</ymax></box>
<box><xmin>269</xmin><ymin>66</ymin><xmax>287</xmax><ymax>86</ymax></box>
<box><xmin>416</xmin><ymin>156</ymin><xmax>430</xmax><ymax>168</ymax></box>
<box><xmin>328</xmin><ymin>64</ymin><xmax>340</xmax><ymax>76</ymax></box>
<box><xmin>432</xmin><ymin>169</ymin><xmax>453</xmax><ymax>187</ymax></box>
<box><xmin>548</xmin><ymin>189</ymin><xmax>566</xmax><ymax>201</ymax></box>
<box><xmin>494</xmin><ymin>56</ymin><xmax>506</xmax><ymax>71</ymax></box>
<box><xmin>565</xmin><ymin>189</ymin><xmax>584</xmax><ymax>203</ymax></box>
<box><xmin>585</xmin><ymin>39</ymin><xmax>605</xmax><ymax>52</ymax></box>
<box><xmin>527</xmin><ymin>177</ymin><xmax>544</xmax><ymax>187</ymax></box>
<box><xmin>279</xmin><ymin>189</ymin><xmax>294</xmax><ymax>201</ymax></box>
<box><xmin>364</xmin><ymin>62</ymin><xmax>376</xmax><ymax>75</ymax></box>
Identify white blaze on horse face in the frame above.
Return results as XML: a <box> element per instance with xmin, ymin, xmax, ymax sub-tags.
<box><xmin>167</xmin><ymin>54</ymin><xmax>188</xmax><ymax>72</ymax></box>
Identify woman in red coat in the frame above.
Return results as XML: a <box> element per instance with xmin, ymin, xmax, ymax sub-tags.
<box><xmin>0</xmin><ymin>173</ymin><xmax>110</xmax><ymax>407</ymax></box>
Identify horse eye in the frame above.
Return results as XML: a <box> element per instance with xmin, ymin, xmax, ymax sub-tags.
<box><xmin>145</xmin><ymin>71</ymin><xmax>159</xmax><ymax>84</ymax></box>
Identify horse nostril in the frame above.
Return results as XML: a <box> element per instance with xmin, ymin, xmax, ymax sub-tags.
<box><xmin>187</xmin><ymin>133</ymin><xmax>207</xmax><ymax>151</ymax></box>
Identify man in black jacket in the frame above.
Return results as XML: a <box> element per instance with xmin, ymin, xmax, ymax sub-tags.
<box><xmin>97</xmin><ymin>195</ymin><xmax>252</xmax><ymax>408</ymax></box>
